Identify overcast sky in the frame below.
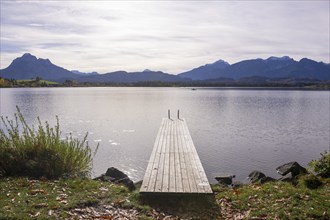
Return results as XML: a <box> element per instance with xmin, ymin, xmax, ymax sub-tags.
<box><xmin>1</xmin><ymin>1</ymin><xmax>329</xmax><ymax>74</ymax></box>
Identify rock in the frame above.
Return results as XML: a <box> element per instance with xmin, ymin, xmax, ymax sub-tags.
<box><xmin>276</xmin><ymin>161</ymin><xmax>307</xmax><ymax>176</ymax></box>
<box><xmin>248</xmin><ymin>171</ymin><xmax>266</xmax><ymax>183</ymax></box>
<box><xmin>259</xmin><ymin>176</ymin><xmax>275</xmax><ymax>184</ymax></box>
<box><xmin>105</xmin><ymin>167</ymin><xmax>128</xmax><ymax>179</ymax></box>
<box><xmin>134</xmin><ymin>180</ymin><xmax>143</xmax><ymax>188</ymax></box>
<box><xmin>215</xmin><ymin>175</ymin><xmax>235</xmax><ymax>185</ymax></box>
<box><xmin>278</xmin><ymin>172</ymin><xmax>296</xmax><ymax>183</ymax></box>
<box><xmin>94</xmin><ymin>167</ymin><xmax>136</xmax><ymax>191</ymax></box>
<box><xmin>0</xmin><ymin>169</ymin><xmax>5</xmax><ymax>178</ymax></box>
<box><xmin>119</xmin><ymin>178</ymin><xmax>136</xmax><ymax>191</ymax></box>
<box><xmin>93</xmin><ymin>174</ymin><xmax>115</xmax><ymax>182</ymax></box>
<box><xmin>231</xmin><ymin>181</ymin><xmax>243</xmax><ymax>188</ymax></box>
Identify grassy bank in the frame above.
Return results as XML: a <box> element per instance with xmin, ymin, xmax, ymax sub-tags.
<box><xmin>0</xmin><ymin>177</ymin><xmax>143</xmax><ymax>219</ymax></box>
<box><xmin>213</xmin><ymin>179</ymin><xmax>329</xmax><ymax>219</ymax></box>
<box><xmin>0</xmin><ymin>177</ymin><xmax>329</xmax><ymax>219</ymax></box>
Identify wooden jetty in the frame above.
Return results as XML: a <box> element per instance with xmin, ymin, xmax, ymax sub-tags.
<box><xmin>140</xmin><ymin>114</ymin><xmax>212</xmax><ymax>194</ymax></box>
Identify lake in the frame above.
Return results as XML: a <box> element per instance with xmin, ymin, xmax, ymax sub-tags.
<box><xmin>1</xmin><ymin>87</ymin><xmax>329</xmax><ymax>183</ymax></box>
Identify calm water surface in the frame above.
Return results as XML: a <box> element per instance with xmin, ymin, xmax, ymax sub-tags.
<box><xmin>1</xmin><ymin>87</ymin><xmax>329</xmax><ymax>182</ymax></box>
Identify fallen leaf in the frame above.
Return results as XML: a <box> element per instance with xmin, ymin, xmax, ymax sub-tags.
<box><xmin>73</xmin><ymin>208</ymin><xmax>85</xmax><ymax>213</ymax></box>
<box><xmin>94</xmin><ymin>216</ymin><xmax>113</xmax><ymax>219</ymax></box>
<box><xmin>48</xmin><ymin>210</ymin><xmax>53</xmax><ymax>216</ymax></box>
<box><xmin>29</xmin><ymin>212</ymin><xmax>40</xmax><ymax>217</ymax></box>
<box><xmin>3</xmin><ymin>206</ymin><xmax>11</xmax><ymax>210</ymax></box>
<box><xmin>99</xmin><ymin>187</ymin><xmax>109</xmax><ymax>192</ymax></box>
<box><xmin>33</xmin><ymin>203</ymin><xmax>48</xmax><ymax>208</ymax></box>
<box><xmin>56</xmin><ymin>193</ymin><xmax>68</xmax><ymax>201</ymax></box>
<box><xmin>233</xmin><ymin>189</ymin><xmax>241</xmax><ymax>195</ymax></box>
<box><xmin>59</xmin><ymin>200</ymin><xmax>68</xmax><ymax>205</ymax></box>
<box><xmin>30</xmin><ymin>189</ymin><xmax>46</xmax><ymax>195</ymax></box>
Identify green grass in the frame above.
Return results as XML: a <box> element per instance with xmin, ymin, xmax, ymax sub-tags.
<box><xmin>213</xmin><ymin>178</ymin><xmax>330</xmax><ymax>219</ymax></box>
<box><xmin>0</xmin><ymin>177</ymin><xmax>136</xmax><ymax>219</ymax></box>
<box><xmin>0</xmin><ymin>177</ymin><xmax>329</xmax><ymax>219</ymax></box>
<box><xmin>0</xmin><ymin>107</ymin><xmax>97</xmax><ymax>179</ymax></box>
<box><xmin>17</xmin><ymin>79</ymin><xmax>58</xmax><ymax>85</ymax></box>
<box><xmin>0</xmin><ymin>177</ymin><xmax>219</xmax><ymax>220</ymax></box>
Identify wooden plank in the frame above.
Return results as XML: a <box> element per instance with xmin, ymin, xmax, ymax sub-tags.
<box><xmin>140</xmin><ymin>118</ymin><xmax>212</xmax><ymax>194</ymax></box>
<box><xmin>162</xmin><ymin>120</ymin><xmax>171</xmax><ymax>192</ymax></box>
<box><xmin>178</xmin><ymin>119</ymin><xmax>198</xmax><ymax>192</ymax></box>
<box><xmin>169</xmin><ymin>120</ymin><xmax>176</xmax><ymax>192</ymax></box>
<box><xmin>187</xmin><ymin>128</ymin><xmax>212</xmax><ymax>192</ymax></box>
<box><xmin>140</xmin><ymin>118</ymin><xmax>166</xmax><ymax>192</ymax></box>
<box><xmin>184</xmin><ymin>120</ymin><xmax>204</xmax><ymax>192</ymax></box>
<box><xmin>177</xmin><ymin>119</ymin><xmax>190</xmax><ymax>192</ymax></box>
<box><xmin>144</xmin><ymin>118</ymin><xmax>167</xmax><ymax>192</ymax></box>
<box><xmin>173</xmin><ymin>119</ymin><xmax>183</xmax><ymax>192</ymax></box>
<box><xmin>180</xmin><ymin>119</ymin><xmax>204</xmax><ymax>193</ymax></box>
<box><xmin>154</xmin><ymin>119</ymin><xmax>168</xmax><ymax>192</ymax></box>
<box><xmin>181</xmin><ymin>119</ymin><xmax>212</xmax><ymax>193</ymax></box>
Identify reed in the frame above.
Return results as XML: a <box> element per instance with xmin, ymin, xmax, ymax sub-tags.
<box><xmin>0</xmin><ymin>106</ymin><xmax>97</xmax><ymax>179</ymax></box>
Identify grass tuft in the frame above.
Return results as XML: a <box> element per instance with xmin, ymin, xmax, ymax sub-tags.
<box><xmin>0</xmin><ymin>106</ymin><xmax>98</xmax><ymax>179</ymax></box>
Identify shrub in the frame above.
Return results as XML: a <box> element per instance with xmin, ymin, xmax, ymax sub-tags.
<box><xmin>0</xmin><ymin>106</ymin><xmax>98</xmax><ymax>179</ymax></box>
<box><xmin>308</xmin><ymin>151</ymin><xmax>330</xmax><ymax>178</ymax></box>
<box><xmin>299</xmin><ymin>174</ymin><xmax>323</xmax><ymax>189</ymax></box>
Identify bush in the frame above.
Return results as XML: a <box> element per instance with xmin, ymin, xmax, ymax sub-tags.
<box><xmin>299</xmin><ymin>174</ymin><xmax>323</xmax><ymax>189</ymax></box>
<box><xmin>308</xmin><ymin>151</ymin><xmax>330</xmax><ymax>178</ymax></box>
<box><xmin>0</xmin><ymin>107</ymin><xmax>98</xmax><ymax>179</ymax></box>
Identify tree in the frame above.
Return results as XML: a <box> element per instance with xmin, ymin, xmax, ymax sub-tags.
<box><xmin>35</xmin><ymin>76</ymin><xmax>42</xmax><ymax>82</ymax></box>
<box><xmin>64</xmin><ymin>80</ymin><xmax>78</xmax><ymax>87</ymax></box>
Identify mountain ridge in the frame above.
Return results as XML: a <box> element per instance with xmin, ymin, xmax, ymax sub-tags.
<box><xmin>0</xmin><ymin>53</ymin><xmax>329</xmax><ymax>83</ymax></box>
<box><xmin>1</xmin><ymin>53</ymin><xmax>78</xmax><ymax>81</ymax></box>
<box><xmin>178</xmin><ymin>56</ymin><xmax>329</xmax><ymax>81</ymax></box>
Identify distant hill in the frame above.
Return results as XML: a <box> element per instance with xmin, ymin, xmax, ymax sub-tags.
<box><xmin>1</xmin><ymin>53</ymin><xmax>329</xmax><ymax>83</ymax></box>
<box><xmin>0</xmin><ymin>54</ymin><xmax>187</xmax><ymax>83</ymax></box>
<box><xmin>0</xmin><ymin>53</ymin><xmax>78</xmax><ymax>81</ymax></box>
<box><xmin>77</xmin><ymin>70</ymin><xmax>187</xmax><ymax>83</ymax></box>
<box><xmin>179</xmin><ymin>59</ymin><xmax>230</xmax><ymax>80</ymax></box>
<box><xmin>178</xmin><ymin>56</ymin><xmax>329</xmax><ymax>81</ymax></box>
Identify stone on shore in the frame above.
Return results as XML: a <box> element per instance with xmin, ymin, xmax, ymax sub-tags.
<box><xmin>248</xmin><ymin>171</ymin><xmax>266</xmax><ymax>183</ymax></box>
<box><xmin>276</xmin><ymin>161</ymin><xmax>307</xmax><ymax>176</ymax></box>
<box><xmin>259</xmin><ymin>176</ymin><xmax>275</xmax><ymax>184</ymax></box>
<box><xmin>215</xmin><ymin>175</ymin><xmax>236</xmax><ymax>185</ymax></box>
<box><xmin>94</xmin><ymin>167</ymin><xmax>136</xmax><ymax>191</ymax></box>
<box><xmin>278</xmin><ymin>172</ymin><xmax>295</xmax><ymax>183</ymax></box>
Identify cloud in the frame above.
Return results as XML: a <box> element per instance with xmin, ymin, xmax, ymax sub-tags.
<box><xmin>0</xmin><ymin>1</ymin><xmax>329</xmax><ymax>73</ymax></box>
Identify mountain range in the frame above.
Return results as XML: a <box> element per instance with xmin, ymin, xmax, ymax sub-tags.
<box><xmin>0</xmin><ymin>53</ymin><xmax>329</xmax><ymax>83</ymax></box>
<box><xmin>179</xmin><ymin>56</ymin><xmax>329</xmax><ymax>81</ymax></box>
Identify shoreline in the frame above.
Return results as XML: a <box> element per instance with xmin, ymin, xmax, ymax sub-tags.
<box><xmin>1</xmin><ymin>85</ymin><xmax>329</xmax><ymax>90</ymax></box>
<box><xmin>1</xmin><ymin>174</ymin><xmax>329</xmax><ymax>219</ymax></box>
